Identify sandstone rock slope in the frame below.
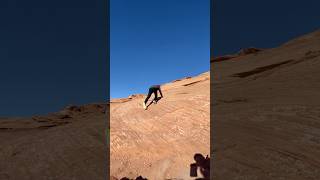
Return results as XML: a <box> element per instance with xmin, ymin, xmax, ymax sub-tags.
<box><xmin>0</xmin><ymin>104</ymin><xmax>107</xmax><ymax>180</ymax></box>
<box><xmin>110</xmin><ymin>72</ymin><xmax>210</xmax><ymax>179</ymax></box>
<box><xmin>212</xmin><ymin>29</ymin><xmax>320</xmax><ymax>180</ymax></box>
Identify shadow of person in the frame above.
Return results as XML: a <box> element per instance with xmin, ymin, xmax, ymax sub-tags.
<box><xmin>191</xmin><ymin>153</ymin><xmax>210</xmax><ymax>180</ymax></box>
<box><xmin>146</xmin><ymin>97</ymin><xmax>162</xmax><ymax>109</ymax></box>
<box><xmin>120</xmin><ymin>178</ymin><xmax>130</xmax><ymax>180</ymax></box>
<box><xmin>154</xmin><ymin>96</ymin><xmax>162</xmax><ymax>103</ymax></box>
<box><xmin>119</xmin><ymin>176</ymin><xmax>148</xmax><ymax>180</ymax></box>
<box><xmin>135</xmin><ymin>176</ymin><xmax>148</xmax><ymax>180</ymax></box>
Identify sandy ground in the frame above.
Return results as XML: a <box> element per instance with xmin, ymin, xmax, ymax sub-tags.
<box><xmin>0</xmin><ymin>104</ymin><xmax>107</xmax><ymax>180</ymax></box>
<box><xmin>212</xmin><ymin>29</ymin><xmax>320</xmax><ymax>180</ymax></box>
<box><xmin>110</xmin><ymin>72</ymin><xmax>210</xmax><ymax>179</ymax></box>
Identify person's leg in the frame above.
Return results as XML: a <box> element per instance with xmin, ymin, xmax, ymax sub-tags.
<box><xmin>144</xmin><ymin>88</ymin><xmax>153</xmax><ymax>104</ymax></box>
<box><xmin>152</xmin><ymin>88</ymin><xmax>158</xmax><ymax>104</ymax></box>
<box><xmin>153</xmin><ymin>88</ymin><xmax>158</xmax><ymax>102</ymax></box>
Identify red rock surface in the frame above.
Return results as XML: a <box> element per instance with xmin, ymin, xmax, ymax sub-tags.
<box><xmin>0</xmin><ymin>104</ymin><xmax>107</xmax><ymax>180</ymax></box>
<box><xmin>212</xmin><ymin>29</ymin><xmax>320</xmax><ymax>180</ymax></box>
<box><xmin>110</xmin><ymin>72</ymin><xmax>210</xmax><ymax>179</ymax></box>
<box><xmin>211</xmin><ymin>47</ymin><xmax>263</xmax><ymax>63</ymax></box>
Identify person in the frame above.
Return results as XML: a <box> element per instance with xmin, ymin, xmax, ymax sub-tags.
<box><xmin>143</xmin><ymin>85</ymin><xmax>163</xmax><ymax>110</ymax></box>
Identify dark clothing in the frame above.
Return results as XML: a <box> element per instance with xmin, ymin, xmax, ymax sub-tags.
<box><xmin>144</xmin><ymin>85</ymin><xmax>163</xmax><ymax>104</ymax></box>
<box><xmin>150</xmin><ymin>85</ymin><xmax>160</xmax><ymax>89</ymax></box>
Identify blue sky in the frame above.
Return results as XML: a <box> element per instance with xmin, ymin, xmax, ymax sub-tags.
<box><xmin>213</xmin><ymin>0</ymin><xmax>320</xmax><ymax>56</ymax></box>
<box><xmin>0</xmin><ymin>0</ymin><xmax>106</xmax><ymax>117</ymax></box>
<box><xmin>110</xmin><ymin>0</ymin><xmax>210</xmax><ymax>98</ymax></box>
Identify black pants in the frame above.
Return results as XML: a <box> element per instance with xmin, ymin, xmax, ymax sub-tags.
<box><xmin>144</xmin><ymin>87</ymin><xmax>158</xmax><ymax>104</ymax></box>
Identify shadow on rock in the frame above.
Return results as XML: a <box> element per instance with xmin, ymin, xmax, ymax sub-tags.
<box><xmin>190</xmin><ymin>153</ymin><xmax>210</xmax><ymax>180</ymax></box>
<box><xmin>146</xmin><ymin>97</ymin><xmax>162</xmax><ymax>109</ymax></box>
<box><xmin>119</xmin><ymin>175</ymin><xmax>148</xmax><ymax>180</ymax></box>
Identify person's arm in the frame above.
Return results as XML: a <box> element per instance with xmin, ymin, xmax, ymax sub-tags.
<box><xmin>158</xmin><ymin>88</ymin><xmax>163</xmax><ymax>97</ymax></box>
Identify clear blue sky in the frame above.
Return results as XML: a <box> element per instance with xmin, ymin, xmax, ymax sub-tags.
<box><xmin>0</xmin><ymin>0</ymin><xmax>106</xmax><ymax>117</ymax></box>
<box><xmin>213</xmin><ymin>0</ymin><xmax>320</xmax><ymax>56</ymax></box>
<box><xmin>110</xmin><ymin>0</ymin><xmax>210</xmax><ymax>98</ymax></box>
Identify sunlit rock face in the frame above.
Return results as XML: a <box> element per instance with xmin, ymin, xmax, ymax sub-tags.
<box><xmin>110</xmin><ymin>72</ymin><xmax>210</xmax><ymax>179</ymax></box>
